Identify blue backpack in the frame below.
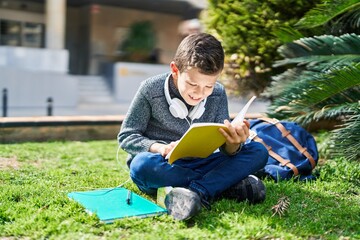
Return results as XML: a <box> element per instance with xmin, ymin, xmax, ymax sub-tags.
<box><xmin>248</xmin><ymin>118</ymin><xmax>319</xmax><ymax>181</ymax></box>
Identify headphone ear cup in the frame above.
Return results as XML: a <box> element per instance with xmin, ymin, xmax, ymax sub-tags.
<box><xmin>188</xmin><ymin>101</ymin><xmax>206</xmax><ymax>120</ymax></box>
<box><xmin>169</xmin><ymin>98</ymin><xmax>188</xmax><ymax>119</ymax></box>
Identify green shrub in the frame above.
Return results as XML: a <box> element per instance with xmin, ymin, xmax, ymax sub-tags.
<box><xmin>118</xmin><ymin>21</ymin><xmax>156</xmax><ymax>62</ymax></box>
<box><xmin>203</xmin><ymin>0</ymin><xmax>320</xmax><ymax>96</ymax></box>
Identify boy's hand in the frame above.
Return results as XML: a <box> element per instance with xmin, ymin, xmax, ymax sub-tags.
<box><xmin>219</xmin><ymin>119</ymin><xmax>250</xmax><ymax>155</ymax></box>
<box><xmin>150</xmin><ymin>141</ymin><xmax>178</xmax><ymax>157</ymax></box>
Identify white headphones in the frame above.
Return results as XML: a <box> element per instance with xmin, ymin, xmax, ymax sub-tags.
<box><xmin>164</xmin><ymin>75</ymin><xmax>206</xmax><ymax>120</ymax></box>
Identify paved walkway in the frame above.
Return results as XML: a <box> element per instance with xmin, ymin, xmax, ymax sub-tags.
<box><xmin>3</xmin><ymin>97</ymin><xmax>270</xmax><ymax>118</ymax></box>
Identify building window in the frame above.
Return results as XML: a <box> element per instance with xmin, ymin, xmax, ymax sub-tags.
<box><xmin>22</xmin><ymin>22</ymin><xmax>44</xmax><ymax>47</ymax></box>
<box><xmin>0</xmin><ymin>19</ymin><xmax>44</xmax><ymax>47</ymax></box>
<box><xmin>0</xmin><ymin>19</ymin><xmax>21</xmax><ymax>46</ymax></box>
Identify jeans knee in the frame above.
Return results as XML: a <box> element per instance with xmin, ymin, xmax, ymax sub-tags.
<box><xmin>247</xmin><ymin>142</ymin><xmax>268</xmax><ymax>169</ymax></box>
<box><xmin>129</xmin><ymin>152</ymin><xmax>165</xmax><ymax>195</ymax></box>
<box><xmin>255</xmin><ymin>142</ymin><xmax>269</xmax><ymax>168</ymax></box>
<box><xmin>130</xmin><ymin>152</ymin><xmax>156</xmax><ymax>177</ymax></box>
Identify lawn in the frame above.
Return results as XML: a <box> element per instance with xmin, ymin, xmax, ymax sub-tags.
<box><xmin>0</xmin><ymin>140</ymin><xmax>359</xmax><ymax>239</ymax></box>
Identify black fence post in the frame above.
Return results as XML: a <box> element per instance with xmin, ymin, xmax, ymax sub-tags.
<box><xmin>47</xmin><ymin>97</ymin><xmax>53</xmax><ymax>116</ymax></box>
<box><xmin>2</xmin><ymin>88</ymin><xmax>7</xmax><ymax>117</ymax></box>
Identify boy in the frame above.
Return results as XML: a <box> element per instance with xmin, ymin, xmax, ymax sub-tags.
<box><xmin>118</xmin><ymin>33</ymin><xmax>268</xmax><ymax>220</ymax></box>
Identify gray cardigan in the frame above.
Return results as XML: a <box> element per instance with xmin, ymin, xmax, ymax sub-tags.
<box><xmin>118</xmin><ymin>73</ymin><xmax>230</xmax><ymax>164</ymax></box>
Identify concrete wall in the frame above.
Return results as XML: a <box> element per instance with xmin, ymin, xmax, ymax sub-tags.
<box><xmin>113</xmin><ymin>62</ymin><xmax>169</xmax><ymax>102</ymax></box>
<box><xmin>0</xmin><ymin>7</ymin><xmax>44</xmax><ymax>23</ymax></box>
<box><xmin>0</xmin><ymin>115</ymin><xmax>124</xmax><ymax>143</ymax></box>
<box><xmin>0</xmin><ymin>46</ymin><xmax>69</xmax><ymax>73</ymax></box>
<box><xmin>0</xmin><ymin>67</ymin><xmax>78</xmax><ymax>108</ymax></box>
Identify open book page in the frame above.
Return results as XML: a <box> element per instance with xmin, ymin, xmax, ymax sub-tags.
<box><xmin>166</xmin><ymin>96</ymin><xmax>256</xmax><ymax>164</ymax></box>
<box><xmin>166</xmin><ymin>123</ymin><xmax>228</xmax><ymax>164</ymax></box>
<box><xmin>231</xmin><ymin>96</ymin><xmax>256</xmax><ymax>125</ymax></box>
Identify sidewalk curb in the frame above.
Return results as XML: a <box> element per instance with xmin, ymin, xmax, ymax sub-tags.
<box><xmin>0</xmin><ymin>113</ymin><xmax>265</xmax><ymax>143</ymax></box>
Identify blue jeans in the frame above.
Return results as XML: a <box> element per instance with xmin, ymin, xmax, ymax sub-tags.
<box><xmin>129</xmin><ymin>142</ymin><xmax>268</xmax><ymax>200</ymax></box>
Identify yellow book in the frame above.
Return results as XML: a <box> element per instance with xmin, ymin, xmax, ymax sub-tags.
<box><xmin>166</xmin><ymin>96</ymin><xmax>256</xmax><ymax>164</ymax></box>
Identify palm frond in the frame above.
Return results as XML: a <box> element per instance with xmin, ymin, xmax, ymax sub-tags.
<box><xmin>273</xmin><ymin>27</ymin><xmax>305</xmax><ymax>44</ymax></box>
<box><xmin>330</xmin><ymin>108</ymin><xmax>360</xmax><ymax>161</ymax></box>
<box><xmin>274</xmin><ymin>54</ymin><xmax>360</xmax><ymax>70</ymax></box>
<box><xmin>276</xmin><ymin>34</ymin><xmax>360</xmax><ymax>59</ymax></box>
<box><xmin>294</xmin><ymin>64</ymin><xmax>360</xmax><ymax>105</ymax></box>
<box><xmin>345</xmin><ymin>9</ymin><xmax>360</xmax><ymax>28</ymax></box>
<box><xmin>268</xmin><ymin>34</ymin><xmax>360</xmax><ymax>106</ymax></box>
<box><xmin>262</xmin><ymin>68</ymin><xmax>313</xmax><ymax>98</ymax></box>
<box><xmin>268</xmin><ymin>63</ymin><xmax>360</xmax><ymax>126</ymax></box>
<box><xmin>268</xmin><ymin>2</ymin><xmax>360</xmax><ymax>161</ymax></box>
<box><xmin>295</xmin><ymin>0</ymin><xmax>360</xmax><ymax>29</ymax></box>
<box><xmin>284</xmin><ymin>102</ymin><xmax>359</xmax><ymax>127</ymax></box>
<box><xmin>328</xmin><ymin>8</ymin><xmax>360</xmax><ymax>34</ymax></box>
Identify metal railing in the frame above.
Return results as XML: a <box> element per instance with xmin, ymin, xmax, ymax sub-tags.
<box><xmin>2</xmin><ymin>88</ymin><xmax>53</xmax><ymax>117</ymax></box>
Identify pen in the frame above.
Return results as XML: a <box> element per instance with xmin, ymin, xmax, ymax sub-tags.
<box><xmin>126</xmin><ymin>190</ymin><xmax>132</xmax><ymax>205</ymax></box>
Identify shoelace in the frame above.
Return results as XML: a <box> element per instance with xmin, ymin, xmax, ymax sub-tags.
<box><xmin>188</xmin><ymin>185</ymin><xmax>212</xmax><ymax>210</ymax></box>
<box><xmin>200</xmin><ymin>197</ymin><xmax>211</xmax><ymax>210</ymax></box>
<box><xmin>195</xmin><ymin>191</ymin><xmax>211</xmax><ymax>210</ymax></box>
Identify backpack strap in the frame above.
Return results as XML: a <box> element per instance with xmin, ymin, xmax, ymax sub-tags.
<box><xmin>249</xmin><ymin>130</ymin><xmax>299</xmax><ymax>176</ymax></box>
<box><xmin>258</xmin><ymin>117</ymin><xmax>317</xmax><ymax>169</ymax></box>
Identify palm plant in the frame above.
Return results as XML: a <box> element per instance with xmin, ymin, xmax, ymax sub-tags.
<box><xmin>264</xmin><ymin>0</ymin><xmax>360</xmax><ymax>161</ymax></box>
<box><xmin>295</xmin><ymin>0</ymin><xmax>360</xmax><ymax>35</ymax></box>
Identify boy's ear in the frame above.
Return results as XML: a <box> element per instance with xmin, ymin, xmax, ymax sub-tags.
<box><xmin>170</xmin><ymin>61</ymin><xmax>179</xmax><ymax>79</ymax></box>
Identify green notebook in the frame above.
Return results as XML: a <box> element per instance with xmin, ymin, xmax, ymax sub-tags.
<box><xmin>68</xmin><ymin>187</ymin><xmax>167</xmax><ymax>223</ymax></box>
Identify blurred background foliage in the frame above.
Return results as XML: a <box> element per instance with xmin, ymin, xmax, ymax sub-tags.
<box><xmin>203</xmin><ymin>0</ymin><xmax>321</xmax><ymax>97</ymax></box>
<box><xmin>118</xmin><ymin>21</ymin><xmax>157</xmax><ymax>62</ymax></box>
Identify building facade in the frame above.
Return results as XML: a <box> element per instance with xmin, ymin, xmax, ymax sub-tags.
<box><xmin>0</xmin><ymin>0</ymin><xmax>205</xmax><ymax>75</ymax></box>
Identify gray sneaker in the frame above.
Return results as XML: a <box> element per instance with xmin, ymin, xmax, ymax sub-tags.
<box><xmin>164</xmin><ymin>187</ymin><xmax>202</xmax><ymax>220</ymax></box>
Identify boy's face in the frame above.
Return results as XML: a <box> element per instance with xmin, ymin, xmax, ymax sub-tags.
<box><xmin>170</xmin><ymin>62</ymin><xmax>219</xmax><ymax>106</ymax></box>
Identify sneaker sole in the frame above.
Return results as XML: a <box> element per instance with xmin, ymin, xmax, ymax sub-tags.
<box><xmin>164</xmin><ymin>188</ymin><xmax>201</xmax><ymax>220</ymax></box>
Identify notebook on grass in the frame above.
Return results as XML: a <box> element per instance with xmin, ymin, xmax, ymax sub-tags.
<box><xmin>68</xmin><ymin>187</ymin><xmax>167</xmax><ymax>223</ymax></box>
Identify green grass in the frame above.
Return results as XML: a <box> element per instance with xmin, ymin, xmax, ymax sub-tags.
<box><xmin>0</xmin><ymin>140</ymin><xmax>359</xmax><ymax>239</ymax></box>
